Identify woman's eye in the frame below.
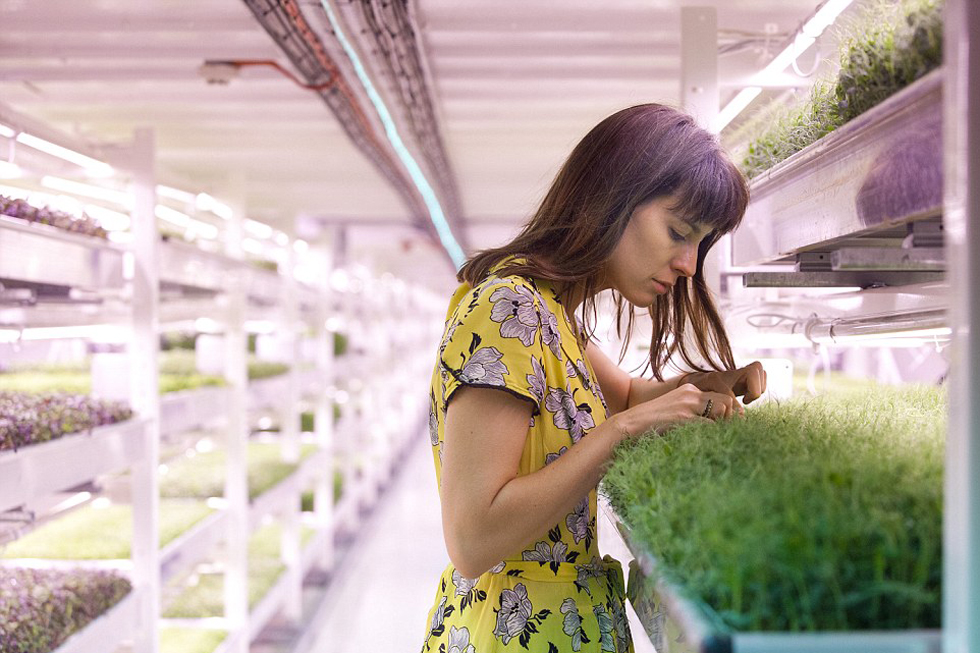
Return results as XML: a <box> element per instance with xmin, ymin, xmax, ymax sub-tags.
<box><xmin>668</xmin><ymin>228</ymin><xmax>686</xmax><ymax>243</ymax></box>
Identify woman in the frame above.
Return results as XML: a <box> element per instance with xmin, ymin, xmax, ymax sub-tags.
<box><xmin>421</xmin><ymin>104</ymin><xmax>767</xmax><ymax>652</ymax></box>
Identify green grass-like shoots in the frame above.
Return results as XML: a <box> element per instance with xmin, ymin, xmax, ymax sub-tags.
<box><xmin>160</xmin><ymin>442</ymin><xmax>318</xmax><ymax>500</ymax></box>
<box><xmin>603</xmin><ymin>384</ymin><xmax>944</xmax><ymax>631</ymax></box>
<box><xmin>161</xmin><ymin>524</ymin><xmax>315</xmax><ymax>618</ymax></box>
<box><xmin>738</xmin><ymin>0</ymin><xmax>943</xmax><ymax>179</ymax></box>
<box><xmin>1</xmin><ymin>501</ymin><xmax>213</xmax><ymax>560</ymax></box>
<box><xmin>160</xmin><ymin>627</ymin><xmax>227</xmax><ymax>653</ymax></box>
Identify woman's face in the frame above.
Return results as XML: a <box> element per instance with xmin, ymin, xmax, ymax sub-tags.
<box><xmin>602</xmin><ymin>195</ymin><xmax>711</xmax><ymax>307</ymax></box>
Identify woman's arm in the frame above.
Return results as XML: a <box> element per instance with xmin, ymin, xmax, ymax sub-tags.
<box><xmin>440</xmin><ymin>385</ymin><xmax>630</xmax><ymax>578</ymax></box>
<box><xmin>440</xmin><ymin>380</ymin><xmax>734</xmax><ymax>578</ymax></box>
<box><xmin>585</xmin><ymin>341</ymin><xmax>688</xmax><ymax>414</ymax></box>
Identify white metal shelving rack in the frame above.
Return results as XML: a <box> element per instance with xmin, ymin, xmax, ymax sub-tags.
<box><xmin>0</xmin><ymin>128</ymin><xmax>160</xmax><ymax>652</ymax></box>
<box><xmin>609</xmin><ymin>3</ymin><xmax>980</xmax><ymax>650</ymax></box>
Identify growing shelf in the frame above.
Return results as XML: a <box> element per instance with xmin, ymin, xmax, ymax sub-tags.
<box><xmin>0</xmin><ymin>214</ymin><xmax>125</xmax><ymax>295</ymax></box>
<box><xmin>732</xmin><ymin>70</ymin><xmax>943</xmax><ymax>283</ymax></box>
<box><xmin>160</xmin><ymin>524</ymin><xmax>315</xmax><ymax>629</ymax></box>
<box><xmin>605</xmin><ymin>505</ymin><xmax>941</xmax><ymax>653</ymax></box>
<box><xmin>159</xmin><ymin>240</ymin><xmax>242</xmax><ymax>297</ymax></box>
<box><xmin>50</xmin><ymin>588</ymin><xmax>138</xmax><ymax>653</ymax></box>
<box><xmin>1</xmin><ymin>500</ymin><xmax>213</xmax><ymax>563</ymax></box>
<box><xmin>160</xmin><ymin>386</ymin><xmax>232</xmax><ymax>438</ymax></box>
<box><xmin>0</xmin><ymin>567</ymin><xmax>135</xmax><ymax>653</ymax></box>
<box><xmin>248</xmin><ymin>447</ymin><xmax>329</xmax><ymax>530</ymax></box>
<box><xmin>0</xmin><ymin>417</ymin><xmax>148</xmax><ymax>514</ymax></box>
<box><xmin>244</xmin><ymin>266</ymin><xmax>282</xmax><ymax>307</ymax></box>
<box><xmin>159</xmin><ymin>441</ymin><xmax>318</xmax><ymax>503</ymax></box>
<box><xmin>160</xmin><ymin>626</ymin><xmax>228</xmax><ymax>653</ymax></box>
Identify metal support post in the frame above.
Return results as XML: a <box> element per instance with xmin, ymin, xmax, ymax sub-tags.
<box><xmin>128</xmin><ymin>127</ymin><xmax>161</xmax><ymax>653</ymax></box>
<box><xmin>281</xmin><ymin>244</ymin><xmax>302</xmax><ymax>623</ymax></box>
<box><xmin>943</xmin><ymin>0</ymin><xmax>980</xmax><ymax>650</ymax></box>
<box><xmin>221</xmin><ymin>176</ymin><xmax>250</xmax><ymax>653</ymax></box>
<box><xmin>314</xmin><ymin>244</ymin><xmax>336</xmax><ymax>570</ymax></box>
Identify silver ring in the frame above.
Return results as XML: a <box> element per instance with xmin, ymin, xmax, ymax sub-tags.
<box><xmin>700</xmin><ymin>399</ymin><xmax>713</xmax><ymax>418</ymax></box>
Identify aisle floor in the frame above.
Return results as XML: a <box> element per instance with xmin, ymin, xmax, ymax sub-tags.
<box><xmin>308</xmin><ymin>433</ymin><xmax>653</xmax><ymax>653</ymax></box>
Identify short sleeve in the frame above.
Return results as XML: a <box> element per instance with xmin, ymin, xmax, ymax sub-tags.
<box><xmin>439</xmin><ymin>277</ymin><xmax>548</xmax><ymax>412</ymax></box>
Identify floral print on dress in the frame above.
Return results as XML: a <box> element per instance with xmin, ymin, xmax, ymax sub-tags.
<box><xmin>490</xmin><ymin>284</ymin><xmax>540</xmax><ymax>346</ymax></box>
<box><xmin>522</xmin><ymin>526</ymin><xmax>581</xmax><ymax>574</ymax></box>
<box><xmin>560</xmin><ymin>598</ymin><xmax>592</xmax><ymax>652</ymax></box>
<box><xmin>493</xmin><ymin>583</ymin><xmax>552</xmax><ymax>648</ymax></box>
<box><xmin>453</xmin><ymin>569</ymin><xmax>488</xmax><ymax>613</ymax></box>
<box><xmin>429</xmin><ymin>595</ymin><xmax>455</xmax><ymax>639</ymax></box>
<box><xmin>448</xmin><ymin>625</ymin><xmax>477</xmax><ymax>653</ymax></box>
<box><xmin>429</xmin><ymin>391</ymin><xmax>439</xmax><ymax>447</ymax></box>
<box><xmin>566</xmin><ymin>497</ymin><xmax>592</xmax><ymax>547</ymax></box>
<box><xmin>609</xmin><ymin>598</ymin><xmax>632</xmax><ymax>651</ymax></box>
<box><xmin>538</xmin><ymin>300</ymin><xmax>563</xmax><ymax>360</ymax></box>
<box><xmin>426</xmin><ymin>265</ymin><xmax>633</xmax><ymax>652</ymax></box>
<box><xmin>593</xmin><ymin>603</ymin><xmax>616</xmax><ymax>652</ymax></box>
<box><xmin>546</xmin><ymin>385</ymin><xmax>596</xmax><ymax>442</ymax></box>
<box><xmin>526</xmin><ymin>356</ymin><xmax>547</xmax><ymax>405</ymax></box>
<box><xmin>574</xmin><ymin>557</ymin><xmax>607</xmax><ymax>597</ymax></box>
<box><xmin>454</xmin><ymin>335</ymin><xmax>508</xmax><ymax>387</ymax></box>
<box><xmin>544</xmin><ymin>446</ymin><xmax>568</xmax><ymax>466</ymax></box>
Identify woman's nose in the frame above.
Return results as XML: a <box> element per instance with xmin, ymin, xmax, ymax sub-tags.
<box><xmin>671</xmin><ymin>243</ymin><xmax>698</xmax><ymax>278</ymax></box>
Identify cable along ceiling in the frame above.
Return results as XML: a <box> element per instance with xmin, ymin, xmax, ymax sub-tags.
<box><xmin>241</xmin><ymin>0</ymin><xmax>467</xmax><ymax>267</ymax></box>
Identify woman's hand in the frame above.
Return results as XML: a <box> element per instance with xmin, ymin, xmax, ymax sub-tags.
<box><xmin>679</xmin><ymin>361</ymin><xmax>768</xmax><ymax>411</ymax></box>
<box><xmin>613</xmin><ymin>382</ymin><xmax>739</xmax><ymax>438</ymax></box>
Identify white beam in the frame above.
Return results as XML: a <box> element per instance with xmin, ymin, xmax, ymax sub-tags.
<box><xmin>680</xmin><ymin>7</ymin><xmax>719</xmax><ymax>130</ymax></box>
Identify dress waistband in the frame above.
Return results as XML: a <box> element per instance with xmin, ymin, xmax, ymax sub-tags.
<box><xmin>478</xmin><ymin>554</ymin><xmax>624</xmax><ymax>584</ymax></box>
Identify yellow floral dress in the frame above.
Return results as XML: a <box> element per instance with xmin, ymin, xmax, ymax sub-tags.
<box><xmin>421</xmin><ymin>260</ymin><xmax>634</xmax><ymax>653</ymax></box>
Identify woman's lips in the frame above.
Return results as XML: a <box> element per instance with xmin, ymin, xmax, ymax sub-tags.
<box><xmin>651</xmin><ymin>279</ymin><xmax>669</xmax><ymax>294</ymax></box>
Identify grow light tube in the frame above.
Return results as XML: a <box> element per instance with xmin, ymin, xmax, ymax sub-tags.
<box><xmin>41</xmin><ymin>176</ymin><xmax>131</xmax><ymax>207</ymax></box>
<box><xmin>0</xmin><ymin>161</ymin><xmax>21</xmax><ymax>179</ymax></box>
<box><xmin>713</xmin><ymin>0</ymin><xmax>854</xmax><ymax>132</ymax></box>
<box><xmin>0</xmin><ymin>324</ymin><xmax>128</xmax><ymax>342</ymax></box>
<box><xmin>319</xmin><ymin>0</ymin><xmax>466</xmax><ymax>269</ymax></box>
<box><xmin>0</xmin><ymin>123</ymin><xmax>114</xmax><ymax>178</ymax></box>
<box><xmin>804</xmin><ymin>309</ymin><xmax>949</xmax><ymax>345</ymax></box>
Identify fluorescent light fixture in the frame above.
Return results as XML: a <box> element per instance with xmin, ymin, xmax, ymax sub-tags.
<box><xmin>156</xmin><ymin>184</ymin><xmax>197</xmax><ymax>204</ymax></box>
<box><xmin>0</xmin><ymin>324</ymin><xmax>126</xmax><ymax>342</ymax></box>
<box><xmin>194</xmin><ymin>317</ymin><xmax>222</xmax><ymax>333</ymax></box>
<box><xmin>274</xmin><ymin>231</ymin><xmax>289</xmax><ymax>247</ymax></box>
<box><xmin>244</xmin><ymin>319</ymin><xmax>277</xmax><ymax>334</ymax></box>
<box><xmin>91</xmin><ymin>497</ymin><xmax>112</xmax><ymax>509</ymax></box>
<box><xmin>244</xmin><ymin>218</ymin><xmax>274</xmax><ymax>239</ymax></box>
<box><xmin>812</xmin><ymin>326</ymin><xmax>952</xmax><ymax>345</ymax></box>
<box><xmin>186</xmin><ymin>219</ymin><xmax>219</xmax><ymax>240</ymax></box>
<box><xmin>15</xmin><ymin>132</ymin><xmax>114</xmax><ymax>177</ymax></box>
<box><xmin>0</xmin><ymin>123</ymin><xmax>14</xmax><ymax>139</ymax></box>
<box><xmin>714</xmin><ymin>0</ymin><xmax>854</xmax><ymax>132</ymax></box>
<box><xmin>241</xmin><ymin>237</ymin><xmax>265</xmax><ymax>255</ymax></box>
<box><xmin>293</xmin><ymin>239</ymin><xmax>309</xmax><ymax>253</ymax></box>
<box><xmin>713</xmin><ymin>87</ymin><xmax>762</xmax><ymax>133</ymax></box>
<box><xmin>196</xmin><ymin>193</ymin><xmax>233</xmax><ymax>220</ymax></box>
<box><xmin>0</xmin><ymin>161</ymin><xmax>21</xmax><ymax>178</ymax></box>
<box><xmin>84</xmin><ymin>204</ymin><xmax>131</xmax><ymax>231</ymax></box>
<box><xmin>155</xmin><ymin>204</ymin><xmax>192</xmax><ymax>228</ymax></box>
<box><xmin>320</xmin><ymin>0</ymin><xmax>466</xmax><ymax>269</ymax></box>
<box><xmin>41</xmin><ymin>176</ymin><xmax>130</xmax><ymax>207</ymax></box>
<box><xmin>51</xmin><ymin>492</ymin><xmax>92</xmax><ymax>513</ymax></box>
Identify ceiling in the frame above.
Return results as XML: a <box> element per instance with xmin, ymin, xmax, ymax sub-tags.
<box><xmin>0</xmin><ymin>0</ymin><xmax>843</xmax><ymax>288</ymax></box>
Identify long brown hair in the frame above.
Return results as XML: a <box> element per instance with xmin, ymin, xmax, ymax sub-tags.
<box><xmin>458</xmin><ymin>104</ymin><xmax>749</xmax><ymax>380</ymax></box>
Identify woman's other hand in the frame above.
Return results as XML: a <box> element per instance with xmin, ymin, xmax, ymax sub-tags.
<box><xmin>612</xmin><ymin>383</ymin><xmax>738</xmax><ymax>438</ymax></box>
<box><xmin>681</xmin><ymin>361</ymin><xmax>768</xmax><ymax>408</ymax></box>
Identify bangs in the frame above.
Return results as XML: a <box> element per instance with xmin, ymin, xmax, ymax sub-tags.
<box><xmin>666</xmin><ymin>154</ymin><xmax>749</xmax><ymax>235</ymax></box>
